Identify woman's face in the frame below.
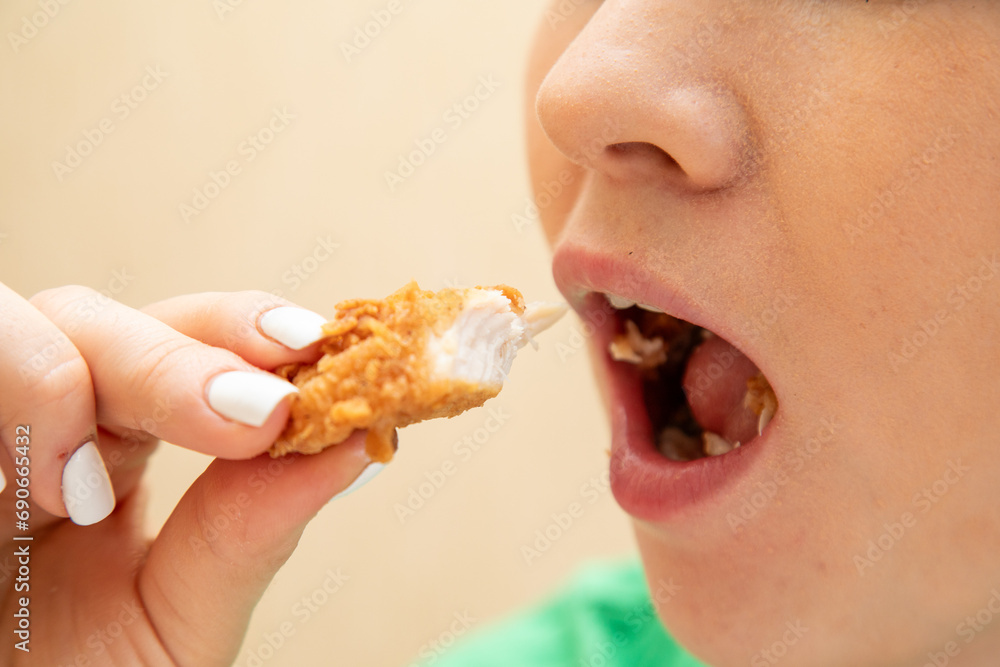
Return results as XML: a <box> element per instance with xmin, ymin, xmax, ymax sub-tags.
<box><xmin>526</xmin><ymin>2</ymin><xmax>1000</xmax><ymax>664</ymax></box>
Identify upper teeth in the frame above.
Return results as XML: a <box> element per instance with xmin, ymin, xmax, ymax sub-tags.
<box><xmin>606</xmin><ymin>294</ymin><xmax>636</xmax><ymax>309</ymax></box>
<box><xmin>605</xmin><ymin>294</ymin><xmax>665</xmax><ymax>314</ymax></box>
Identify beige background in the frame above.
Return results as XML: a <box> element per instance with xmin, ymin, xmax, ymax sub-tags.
<box><xmin>0</xmin><ymin>2</ymin><xmax>637</xmax><ymax>666</ymax></box>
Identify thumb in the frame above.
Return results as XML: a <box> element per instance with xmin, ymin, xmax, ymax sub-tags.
<box><xmin>138</xmin><ymin>432</ymin><xmax>379</xmax><ymax>666</ymax></box>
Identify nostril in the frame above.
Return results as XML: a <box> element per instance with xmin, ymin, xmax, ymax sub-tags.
<box><xmin>608</xmin><ymin>141</ymin><xmax>682</xmax><ymax>171</ymax></box>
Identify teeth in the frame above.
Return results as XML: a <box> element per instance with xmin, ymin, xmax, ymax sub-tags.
<box><xmin>604</xmin><ymin>293</ymin><xmax>666</xmax><ymax>314</ymax></box>
<box><xmin>606</xmin><ymin>294</ymin><xmax>636</xmax><ymax>309</ymax></box>
<box><xmin>744</xmin><ymin>373</ymin><xmax>778</xmax><ymax>436</ymax></box>
<box><xmin>702</xmin><ymin>431</ymin><xmax>736</xmax><ymax>457</ymax></box>
<box><xmin>757</xmin><ymin>402</ymin><xmax>775</xmax><ymax>436</ymax></box>
<box><xmin>657</xmin><ymin>427</ymin><xmax>702</xmax><ymax>462</ymax></box>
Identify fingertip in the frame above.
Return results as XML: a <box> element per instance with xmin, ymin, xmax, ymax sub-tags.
<box><xmin>206</xmin><ymin>371</ymin><xmax>298</xmax><ymax>429</ymax></box>
<box><xmin>258</xmin><ymin>307</ymin><xmax>328</xmax><ymax>351</ymax></box>
<box><xmin>61</xmin><ymin>441</ymin><xmax>116</xmax><ymax>526</ymax></box>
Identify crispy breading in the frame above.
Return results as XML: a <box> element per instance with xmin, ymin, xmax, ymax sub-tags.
<box><xmin>270</xmin><ymin>281</ymin><xmax>526</xmax><ymax>463</ymax></box>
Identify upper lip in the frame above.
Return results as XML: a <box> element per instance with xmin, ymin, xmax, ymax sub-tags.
<box><xmin>553</xmin><ymin>236</ymin><xmax>722</xmax><ymax>338</ymax></box>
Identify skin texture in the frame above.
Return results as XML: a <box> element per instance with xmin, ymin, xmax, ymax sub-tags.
<box><xmin>526</xmin><ymin>1</ymin><xmax>1000</xmax><ymax>665</ymax></box>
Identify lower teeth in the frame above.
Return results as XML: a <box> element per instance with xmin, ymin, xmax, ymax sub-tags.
<box><xmin>657</xmin><ymin>427</ymin><xmax>702</xmax><ymax>462</ymax></box>
<box><xmin>702</xmin><ymin>431</ymin><xmax>737</xmax><ymax>457</ymax></box>
<box><xmin>656</xmin><ymin>428</ymin><xmax>738</xmax><ymax>461</ymax></box>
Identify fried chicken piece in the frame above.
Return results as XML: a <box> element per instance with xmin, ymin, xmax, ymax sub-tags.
<box><xmin>609</xmin><ymin>319</ymin><xmax>667</xmax><ymax>370</ymax></box>
<box><xmin>270</xmin><ymin>282</ymin><xmax>566</xmax><ymax>462</ymax></box>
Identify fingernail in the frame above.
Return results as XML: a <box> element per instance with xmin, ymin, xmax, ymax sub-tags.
<box><xmin>207</xmin><ymin>371</ymin><xmax>298</xmax><ymax>427</ymax></box>
<box><xmin>332</xmin><ymin>462</ymin><xmax>386</xmax><ymax>502</ymax></box>
<box><xmin>259</xmin><ymin>307</ymin><xmax>328</xmax><ymax>350</ymax></box>
<box><xmin>62</xmin><ymin>442</ymin><xmax>116</xmax><ymax>526</ymax></box>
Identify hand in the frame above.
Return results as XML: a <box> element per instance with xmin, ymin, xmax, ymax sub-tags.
<box><xmin>0</xmin><ymin>285</ymin><xmax>376</xmax><ymax>665</ymax></box>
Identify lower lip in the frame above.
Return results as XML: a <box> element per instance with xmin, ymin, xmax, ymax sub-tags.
<box><xmin>582</xmin><ymin>295</ymin><xmax>770</xmax><ymax>523</ymax></box>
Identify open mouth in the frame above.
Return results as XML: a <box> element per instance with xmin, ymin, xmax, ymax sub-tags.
<box><xmin>603</xmin><ymin>294</ymin><xmax>777</xmax><ymax>462</ymax></box>
<box><xmin>550</xmin><ymin>242</ymin><xmax>781</xmax><ymax>519</ymax></box>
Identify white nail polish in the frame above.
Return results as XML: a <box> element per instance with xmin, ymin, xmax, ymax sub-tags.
<box><xmin>259</xmin><ymin>307</ymin><xmax>328</xmax><ymax>350</ymax></box>
<box><xmin>332</xmin><ymin>462</ymin><xmax>386</xmax><ymax>501</ymax></box>
<box><xmin>208</xmin><ymin>371</ymin><xmax>298</xmax><ymax>427</ymax></box>
<box><xmin>62</xmin><ymin>442</ymin><xmax>116</xmax><ymax>526</ymax></box>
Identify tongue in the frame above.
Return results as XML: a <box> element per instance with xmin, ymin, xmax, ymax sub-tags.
<box><xmin>682</xmin><ymin>334</ymin><xmax>762</xmax><ymax>445</ymax></box>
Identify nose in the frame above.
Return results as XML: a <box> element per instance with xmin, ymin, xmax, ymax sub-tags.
<box><xmin>535</xmin><ymin>3</ymin><xmax>754</xmax><ymax>192</ymax></box>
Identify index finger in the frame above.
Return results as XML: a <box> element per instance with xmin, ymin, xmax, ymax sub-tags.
<box><xmin>31</xmin><ymin>286</ymin><xmax>299</xmax><ymax>461</ymax></box>
<box><xmin>0</xmin><ymin>283</ymin><xmax>109</xmax><ymax>524</ymax></box>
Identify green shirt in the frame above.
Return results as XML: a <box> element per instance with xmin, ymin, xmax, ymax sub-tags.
<box><xmin>425</xmin><ymin>560</ymin><xmax>708</xmax><ymax>667</ymax></box>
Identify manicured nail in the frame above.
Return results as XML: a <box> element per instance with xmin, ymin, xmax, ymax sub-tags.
<box><xmin>62</xmin><ymin>442</ymin><xmax>116</xmax><ymax>526</ymax></box>
<box><xmin>332</xmin><ymin>462</ymin><xmax>386</xmax><ymax>501</ymax></box>
<box><xmin>259</xmin><ymin>307</ymin><xmax>328</xmax><ymax>350</ymax></box>
<box><xmin>207</xmin><ymin>371</ymin><xmax>298</xmax><ymax>427</ymax></box>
